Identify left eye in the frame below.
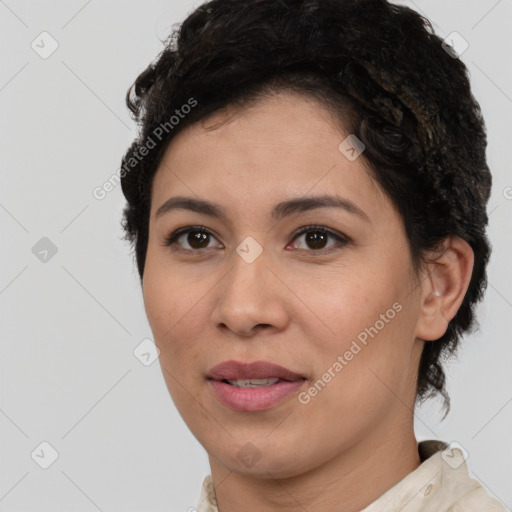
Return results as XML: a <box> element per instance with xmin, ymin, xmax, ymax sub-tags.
<box><xmin>290</xmin><ymin>225</ymin><xmax>349</xmax><ymax>252</ymax></box>
<box><xmin>163</xmin><ymin>225</ymin><xmax>349</xmax><ymax>253</ymax></box>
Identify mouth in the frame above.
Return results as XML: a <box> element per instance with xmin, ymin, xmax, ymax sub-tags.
<box><xmin>206</xmin><ymin>360</ymin><xmax>307</xmax><ymax>411</ymax></box>
<box><xmin>207</xmin><ymin>359</ymin><xmax>306</xmax><ymax>381</ymax></box>
<box><xmin>216</xmin><ymin>377</ymin><xmax>293</xmax><ymax>388</ymax></box>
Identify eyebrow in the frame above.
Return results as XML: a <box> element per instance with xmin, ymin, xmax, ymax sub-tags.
<box><xmin>155</xmin><ymin>194</ymin><xmax>371</xmax><ymax>223</ymax></box>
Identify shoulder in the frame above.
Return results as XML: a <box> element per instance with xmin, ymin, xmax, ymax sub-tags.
<box><xmin>422</xmin><ymin>441</ymin><xmax>506</xmax><ymax>511</ymax></box>
<box><xmin>446</xmin><ymin>486</ymin><xmax>507</xmax><ymax>511</ymax></box>
<box><xmin>362</xmin><ymin>440</ymin><xmax>506</xmax><ymax>511</ymax></box>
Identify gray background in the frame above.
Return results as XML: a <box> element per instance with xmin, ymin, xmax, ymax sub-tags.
<box><xmin>0</xmin><ymin>1</ymin><xmax>511</xmax><ymax>510</ymax></box>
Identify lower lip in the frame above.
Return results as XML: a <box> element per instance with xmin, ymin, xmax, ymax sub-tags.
<box><xmin>208</xmin><ymin>379</ymin><xmax>306</xmax><ymax>411</ymax></box>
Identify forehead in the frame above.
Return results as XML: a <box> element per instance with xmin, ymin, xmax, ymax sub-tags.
<box><xmin>150</xmin><ymin>92</ymin><xmax>390</xmax><ymax>223</ymax></box>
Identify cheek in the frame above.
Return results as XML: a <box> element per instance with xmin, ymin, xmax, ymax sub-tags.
<box><xmin>297</xmin><ymin>268</ymin><xmax>399</xmax><ymax>350</ymax></box>
<box><xmin>318</xmin><ymin>303</ymin><xmax>418</xmax><ymax>423</ymax></box>
<box><xmin>142</xmin><ymin>254</ymin><xmax>187</xmax><ymax>356</ymax></box>
<box><xmin>143</xmin><ymin>244</ymin><xmax>192</xmax><ymax>331</ymax></box>
<box><xmin>143</xmin><ymin>266</ymin><xmax>204</xmax><ymax>409</ymax></box>
<box><xmin>142</xmin><ymin>253</ymin><xmax>211</xmax><ymax>377</ymax></box>
<box><xmin>300</xmin><ymin>267</ymin><xmax>415</xmax><ymax>399</ymax></box>
<box><xmin>142</xmin><ymin>271</ymin><xmax>174</xmax><ymax>339</ymax></box>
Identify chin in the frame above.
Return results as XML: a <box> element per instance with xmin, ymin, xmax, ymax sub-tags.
<box><xmin>213</xmin><ymin>443</ymin><xmax>310</xmax><ymax>479</ymax></box>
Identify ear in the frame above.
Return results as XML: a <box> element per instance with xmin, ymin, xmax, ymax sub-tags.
<box><xmin>415</xmin><ymin>236</ymin><xmax>474</xmax><ymax>342</ymax></box>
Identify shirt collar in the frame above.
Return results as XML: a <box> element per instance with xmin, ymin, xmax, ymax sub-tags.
<box><xmin>195</xmin><ymin>440</ymin><xmax>482</xmax><ymax>512</ymax></box>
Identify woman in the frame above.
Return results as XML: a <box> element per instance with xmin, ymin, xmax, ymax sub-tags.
<box><xmin>119</xmin><ymin>0</ymin><xmax>505</xmax><ymax>510</ymax></box>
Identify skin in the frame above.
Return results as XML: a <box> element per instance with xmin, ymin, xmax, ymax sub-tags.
<box><xmin>142</xmin><ymin>91</ymin><xmax>474</xmax><ymax>512</ymax></box>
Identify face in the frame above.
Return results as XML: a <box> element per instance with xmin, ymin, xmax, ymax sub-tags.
<box><xmin>143</xmin><ymin>91</ymin><xmax>426</xmax><ymax>478</ymax></box>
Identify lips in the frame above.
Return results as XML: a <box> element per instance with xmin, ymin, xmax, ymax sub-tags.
<box><xmin>207</xmin><ymin>360</ymin><xmax>307</xmax><ymax>412</ymax></box>
<box><xmin>207</xmin><ymin>360</ymin><xmax>306</xmax><ymax>382</ymax></box>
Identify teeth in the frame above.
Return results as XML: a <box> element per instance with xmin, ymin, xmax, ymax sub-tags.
<box><xmin>227</xmin><ymin>378</ymin><xmax>280</xmax><ymax>388</ymax></box>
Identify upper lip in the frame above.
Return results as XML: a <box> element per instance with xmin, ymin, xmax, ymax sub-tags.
<box><xmin>207</xmin><ymin>360</ymin><xmax>306</xmax><ymax>381</ymax></box>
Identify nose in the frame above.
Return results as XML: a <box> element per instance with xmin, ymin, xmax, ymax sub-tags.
<box><xmin>210</xmin><ymin>243</ymin><xmax>289</xmax><ymax>338</ymax></box>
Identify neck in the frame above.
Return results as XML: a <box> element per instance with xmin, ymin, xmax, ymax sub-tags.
<box><xmin>208</xmin><ymin>417</ymin><xmax>421</xmax><ymax>512</ymax></box>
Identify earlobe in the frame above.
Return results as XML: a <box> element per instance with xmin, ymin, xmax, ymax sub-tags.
<box><xmin>415</xmin><ymin>236</ymin><xmax>474</xmax><ymax>342</ymax></box>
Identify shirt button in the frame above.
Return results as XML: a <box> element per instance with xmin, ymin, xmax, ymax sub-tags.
<box><xmin>424</xmin><ymin>484</ymin><xmax>433</xmax><ymax>496</ymax></box>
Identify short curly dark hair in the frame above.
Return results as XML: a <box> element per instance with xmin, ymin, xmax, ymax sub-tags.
<box><xmin>120</xmin><ymin>0</ymin><xmax>492</xmax><ymax>414</ymax></box>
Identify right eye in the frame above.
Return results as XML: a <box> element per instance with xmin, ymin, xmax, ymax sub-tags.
<box><xmin>163</xmin><ymin>226</ymin><xmax>221</xmax><ymax>252</ymax></box>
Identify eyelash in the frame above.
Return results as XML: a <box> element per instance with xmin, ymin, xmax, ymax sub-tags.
<box><xmin>162</xmin><ymin>224</ymin><xmax>350</xmax><ymax>255</ymax></box>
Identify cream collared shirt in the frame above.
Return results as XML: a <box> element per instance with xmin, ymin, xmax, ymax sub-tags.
<box><xmin>195</xmin><ymin>440</ymin><xmax>506</xmax><ymax>511</ymax></box>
